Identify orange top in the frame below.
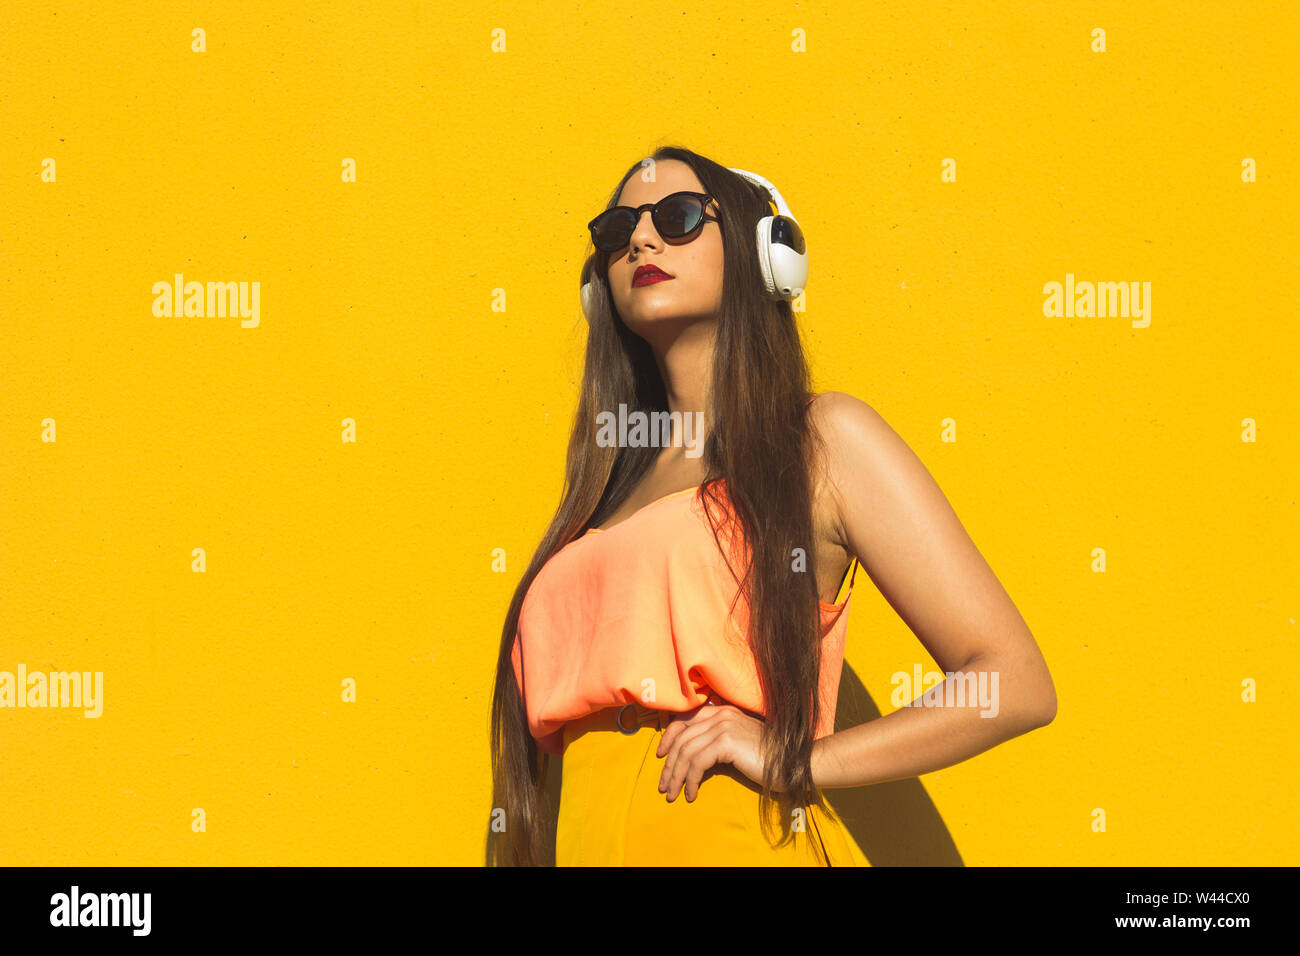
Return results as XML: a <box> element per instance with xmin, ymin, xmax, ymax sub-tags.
<box><xmin>512</xmin><ymin>417</ymin><xmax>857</xmax><ymax>756</ymax></box>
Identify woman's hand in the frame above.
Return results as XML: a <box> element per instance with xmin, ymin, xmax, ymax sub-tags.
<box><xmin>655</xmin><ymin>702</ymin><xmax>782</xmax><ymax>801</ymax></box>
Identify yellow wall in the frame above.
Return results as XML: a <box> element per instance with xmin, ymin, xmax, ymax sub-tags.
<box><xmin>2</xmin><ymin>0</ymin><xmax>1294</xmax><ymax>865</ymax></box>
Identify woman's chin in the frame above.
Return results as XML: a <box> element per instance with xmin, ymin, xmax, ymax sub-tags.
<box><xmin>624</xmin><ymin>310</ymin><xmax>714</xmax><ymax>334</ymax></box>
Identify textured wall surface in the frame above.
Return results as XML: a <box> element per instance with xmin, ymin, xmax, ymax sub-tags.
<box><xmin>1</xmin><ymin>0</ymin><xmax>1294</xmax><ymax>866</ymax></box>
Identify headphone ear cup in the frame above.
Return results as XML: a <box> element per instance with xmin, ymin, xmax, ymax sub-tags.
<box><xmin>754</xmin><ymin>215</ymin><xmax>810</xmax><ymax>300</ymax></box>
<box><xmin>753</xmin><ymin>216</ymin><xmax>778</xmax><ymax>298</ymax></box>
<box><xmin>579</xmin><ymin>251</ymin><xmax>605</xmax><ymax>323</ymax></box>
<box><xmin>763</xmin><ymin>215</ymin><xmax>809</xmax><ymax>300</ymax></box>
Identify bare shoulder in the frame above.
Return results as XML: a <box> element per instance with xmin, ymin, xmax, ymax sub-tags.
<box><xmin>807</xmin><ymin>391</ymin><xmax>917</xmax><ymax>548</ymax></box>
<box><xmin>808</xmin><ymin>391</ymin><xmax>905</xmax><ymax>478</ymax></box>
<box><xmin>808</xmin><ymin>390</ymin><xmax>892</xmax><ymax>446</ymax></box>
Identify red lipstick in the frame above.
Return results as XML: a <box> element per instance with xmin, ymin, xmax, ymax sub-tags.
<box><xmin>633</xmin><ymin>264</ymin><xmax>674</xmax><ymax>287</ymax></box>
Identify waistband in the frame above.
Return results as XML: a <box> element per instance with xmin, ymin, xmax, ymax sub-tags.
<box><xmin>582</xmin><ymin>691</ymin><xmax>729</xmax><ymax>737</ymax></box>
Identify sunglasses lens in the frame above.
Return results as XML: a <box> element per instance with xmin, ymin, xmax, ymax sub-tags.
<box><xmin>591</xmin><ymin>209</ymin><xmax>635</xmax><ymax>252</ymax></box>
<box><xmin>654</xmin><ymin>193</ymin><xmax>705</xmax><ymax>238</ymax></box>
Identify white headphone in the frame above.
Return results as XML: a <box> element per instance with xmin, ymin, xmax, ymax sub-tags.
<box><xmin>729</xmin><ymin>167</ymin><xmax>809</xmax><ymax>300</ymax></box>
<box><xmin>580</xmin><ymin>166</ymin><xmax>808</xmax><ymax>319</ymax></box>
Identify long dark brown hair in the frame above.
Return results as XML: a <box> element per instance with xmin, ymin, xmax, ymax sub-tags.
<box><xmin>488</xmin><ymin>145</ymin><xmax>837</xmax><ymax>865</ymax></box>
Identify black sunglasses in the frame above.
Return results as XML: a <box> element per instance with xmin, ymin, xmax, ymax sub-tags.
<box><xmin>588</xmin><ymin>191</ymin><xmax>719</xmax><ymax>253</ymax></box>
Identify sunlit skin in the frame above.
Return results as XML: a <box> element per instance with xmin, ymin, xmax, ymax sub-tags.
<box><xmin>598</xmin><ymin>160</ymin><xmax>1057</xmax><ymax>801</ymax></box>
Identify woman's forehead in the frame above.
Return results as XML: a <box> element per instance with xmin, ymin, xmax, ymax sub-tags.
<box><xmin>618</xmin><ymin>165</ymin><xmax>704</xmax><ymax>205</ymax></box>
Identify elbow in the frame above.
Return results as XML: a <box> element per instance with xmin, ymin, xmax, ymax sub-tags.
<box><xmin>998</xmin><ymin>661</ymin><xmax>1056</xmax><ymax>731</ymax></box>
<box><xmin>968</xmin><ymin>650</ymin><xmax>1057</xmax><ymax>730</ymax></box>
<box><xmin>1025</xmin><ymin>674</ymin><xmax>1057</xmax><ymax>729</ymax></box>
<box><xmin>1012</xmin><ymin>645</ymin><xmax>1057</xmax><ymax>730</ymax></box>
<box><xmin>1031</xmin><ymin>691</ymin><xmax>1056</xmax><ymax>728</ymax></box>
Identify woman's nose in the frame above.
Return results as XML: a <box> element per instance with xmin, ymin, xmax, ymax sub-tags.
<box><xmin>629</xmin><ymin>209</ymin><xmax>660</xmax><ymax>252</ymax></box>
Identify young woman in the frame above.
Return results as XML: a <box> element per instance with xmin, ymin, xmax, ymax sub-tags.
<box><xmin>489</xmin><ymin>145</ymin><xmax>1057</xmax><ymax>866</ymax></box>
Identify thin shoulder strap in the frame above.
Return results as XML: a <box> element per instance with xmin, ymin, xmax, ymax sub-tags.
<box><xmin>804</xmin><ymin>393</ymin><xmax>819</xmax><ymax>407</ymax></box>
<box><xmin>836</xmin><ymin>556</ymin><xmax>859</xmax><ymax>595</ymax></box>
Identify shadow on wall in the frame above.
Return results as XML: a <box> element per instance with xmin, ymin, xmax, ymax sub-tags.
<box><xmin>486</xmin><ymin>662</ymin><xmax>963</xmax><ymax>866</ymax></box>
<box><xmin>823</xmin><ymin>664</ymin><xmax>964</xmax><ymax>866</ymax></box>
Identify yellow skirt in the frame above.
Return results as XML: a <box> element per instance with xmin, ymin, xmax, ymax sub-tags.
<box><xmin>556</xmin><ymin>704</ymin><xmax>860</xmax><ymax>866</ymax></box>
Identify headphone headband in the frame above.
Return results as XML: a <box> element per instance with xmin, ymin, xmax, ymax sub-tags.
<box><xmin>726</xmin><ymin>167</ymin><xmax>795</xmax><ymax>220</ymax></box>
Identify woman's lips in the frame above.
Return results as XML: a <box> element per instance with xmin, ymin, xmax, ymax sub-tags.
<box><xmin>633</xmin><ymin>273</ymin><xmax>674</xmax><ymax>287</ymax></box>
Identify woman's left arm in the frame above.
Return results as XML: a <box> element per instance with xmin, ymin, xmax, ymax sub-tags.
<box><xmin>810</xmin><ymin>392</ymin><xmax>1057</xmax><ymax>789</ymax></box>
